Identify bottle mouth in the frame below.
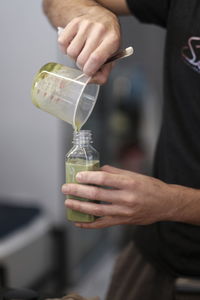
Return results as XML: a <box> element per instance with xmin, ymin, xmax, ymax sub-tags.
<box><xmin>72</xmin><ymin>130</ymin><xmax>93</xmax><ymax>145</ymax></box>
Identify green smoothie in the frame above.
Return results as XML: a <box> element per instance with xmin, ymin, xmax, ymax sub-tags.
<box><xmin>66</xmin><ymin>158</ymin><xmax>100</xmax><ymax>222</ymax></box>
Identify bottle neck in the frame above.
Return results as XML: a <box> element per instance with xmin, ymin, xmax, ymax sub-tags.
<box><xmin>72</xmin><ymin>130</ymin><xmax>93</xmax><ymax>146</ymax></box>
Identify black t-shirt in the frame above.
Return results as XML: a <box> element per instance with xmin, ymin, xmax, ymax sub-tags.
<box><xmin>126</xmin><ymin>0</ymin><xmax>200</xmax><ymax>277</ymax></box>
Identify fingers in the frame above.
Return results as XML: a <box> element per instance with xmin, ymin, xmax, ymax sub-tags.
<box><xmin>74</xmin><ymin>170</ymin><xmax>131</xmax><ymax>189</ymax></box>
<box><xmin>75</xmin><ymin>27</ymin><xmax>105</xmax><ymax>70</ymax></box>
<box><xmin>82</xmin><ymin>37</ymin><xmax>119</xmax><ymax>75</ymax></box>
<box><xmin>101</xmin><ymin>164</ymin><xmax>135</xmax><ymax>177</ymax></box>
<box><xmin>66</xmin><ymin>30</ymin><xmax>87</xmax><ymax>60</ymax></box>
<box><xmin>65</xmin><ymin>199</ymin><xmax>122</xmax><ymax>217</ymax></box>
<box><xmin>58</xmin><ymin>16</ymin><xmax>120</xmax><ymax>77</ymax></box>
<box><xmin>62</xmin><ymin>183</ymin><xmax>123</xmax><ymax>203</ymax></box>
<box><xmin>64</xmin><ymin>22</ymin><xmax>102</xmax><ymax>63</ymax></box>
<box><xmin>101</xmin><ymin>165</ymin><xmax>122</xmax><ymax>174</ymax></box>
<box><xmin>58</xmin><ymin>18</ymin><xmax>79</xmax><ymax>52</ymax></box>
<box><xmin>75</xmin><ymin>216</ymin><xmax>128</xmax><ymax>229</ymax></box>
<box><xmin>90</xmin><ymin>63</ymin><xmax>113</xmax><ymax>85</ymax></box>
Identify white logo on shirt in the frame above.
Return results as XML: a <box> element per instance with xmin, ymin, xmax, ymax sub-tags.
<box><xmin>182</xmin><ymin>37</ymin><xmax>200</xmax><ymax>74</ymax></box>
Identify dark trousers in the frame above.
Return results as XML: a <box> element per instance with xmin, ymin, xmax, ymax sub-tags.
<box><xmin>106</xmin><ymin>241</ymin><xmax>180</xmax><ymax>300</ymax></box>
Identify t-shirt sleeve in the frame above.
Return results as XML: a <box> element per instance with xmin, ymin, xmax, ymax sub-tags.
<box><xmin>126</xmin><ymin>0</ymin><xmax>171</xmax><ymax>28</ymax></box>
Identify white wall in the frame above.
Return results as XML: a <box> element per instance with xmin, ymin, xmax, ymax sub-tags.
<box><xmin>0</xmin><ymin>1</ymin><xmax>66</xmax><ymax>223</ymax></box>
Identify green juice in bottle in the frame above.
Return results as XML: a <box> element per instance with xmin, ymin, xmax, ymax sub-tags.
<box><xmin>65</xmin><ymin>130</ymin><xmax>100</xmax><ymax>222</ymax></box>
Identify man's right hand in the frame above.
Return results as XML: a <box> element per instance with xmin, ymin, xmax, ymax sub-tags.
<box><xmin>57</xmin><ymin>4</ymin><xmax>121</xmax><ymax>84</ymax></box>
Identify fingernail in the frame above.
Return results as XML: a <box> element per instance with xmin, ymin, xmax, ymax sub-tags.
<box><xmin>85</xmin><ymin>70</ymin><xmax>94</xmax><ymax>77</ymax></box>
<box><xmin>76</xmin><ymin>172</ymin><xmax>82</xmax><ymax>181</ymax></box>
<box><xmin>57</xmin><ymin>35</ymin><xmax>63</xmax><ymax>43</ymax></box>
<box><xmin>58</xmin><ymin>44</ymin><xmax>66</xmax><ymax>54</ymax></box>
<box><xmin>57</xmin><ymin>27</ymin><xmax>64</xmax><ymax>36</ymax></box>
<box><xmin>62</xmin><ymin>185</ymin><xmax>68</xmax><ymax>193</ymax></box>
<box><xmin>65</xmin><ymin>199</ymin><xmax>72</xmax><ymax>206</ymax></box>
<box><xmin>83</xmin><ymin>65</ymin><xmax>95</xmax><ymax>77</ymax></box>
<box><xmin>76</xmin><ymin>62</ymin><xmax>82</xmax><ymax>70</ymax></box>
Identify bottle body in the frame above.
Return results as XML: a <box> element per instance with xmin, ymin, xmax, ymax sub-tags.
<box><xmin>65</xmin><ymin>130</ymin><xmax>100</xmax><ymax>222</ymax></box>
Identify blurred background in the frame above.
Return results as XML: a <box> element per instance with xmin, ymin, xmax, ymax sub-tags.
<box><xmin>0</xmin><ymin>1</ymin><xmax>165</xmax><ymax>299</ymax></box>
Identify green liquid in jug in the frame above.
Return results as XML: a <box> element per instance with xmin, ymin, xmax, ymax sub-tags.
<box><xmin>31</xmin><ymin>62</ymin><xmax>62</xmax><ymax>109</ymax></box>
<box><xmin>66</xmin><ymin>158</ymin><xmax>100</xmax><ymax>222</ymax></box>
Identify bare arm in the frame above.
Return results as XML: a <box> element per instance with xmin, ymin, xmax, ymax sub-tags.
<box><xmin>95</xmin><ymin>0</ymin><xmax>131</xmax><ymax>15</ymax></box>
<box><xmin>43</xmin><ymin>0</ymin><xmax>131</xmax><ymax>27</ymax></box>
<box><xmin>43</xmin><ymin>0</ymin><xmax>99</xmax><ymax>28</ymax></box>
<box><xmin>42</xmin><ymin>0</ymin><xmax>132</xmax><ymax>83</ymax></box>
<box><xmin>62</xmin><ymin>165</ymin><xmax>200</xmax><ymax>229</ymax></box>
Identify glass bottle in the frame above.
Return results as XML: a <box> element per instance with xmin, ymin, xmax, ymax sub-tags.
<box><xmin>65</xmin><ymin>130</ymin><xmax>100</xmax><ymax>222</ymax></box>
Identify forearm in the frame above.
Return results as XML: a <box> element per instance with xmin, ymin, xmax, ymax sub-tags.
<box><xmin>94</xmin><ymin>0</ymin><xmax>131</xmax><ymax>15</ymax></box>
<box><xmin>168</xmin><ymin>184</ymin><xmax>200</xmax><ymax>225</ymax></box>
<box><xmin>42</xmin><ymin>0</ymin><xmax>130</xmax><ymax>28</ymax></box>
<box><xmin>43</xmin><ymin>0</ymin><xmax>100</xmax><ymax>27</ymax></box>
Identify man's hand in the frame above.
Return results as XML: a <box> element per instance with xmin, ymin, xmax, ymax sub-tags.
<box><xmin>62</xmin><ymin>165</ymin><xmax>182</xmax><ymax>229</ymax></box>
<box><xmin>58</xmin><ymin>5</ymin><xmax>121</xmax><ymax>84</ymax></box>
<box><xmin>62</xmin><ymin>165</ymin><xmax>200</xmax><ymax>228</ymax></box>
<box><xmin>43</xmin><ymin>0</ymin><xmax>121</xmax><ymax>84</ymax></box>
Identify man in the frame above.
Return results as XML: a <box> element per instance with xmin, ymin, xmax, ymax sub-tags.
<box><xmin>43</xmin><ymin>1</ymin><xmax>200</xmax><ymax>299</ymax></box>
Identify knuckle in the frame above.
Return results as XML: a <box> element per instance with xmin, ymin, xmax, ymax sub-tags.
<box><xmin>97</xmin><ymin>172</ymin><xmax>107</xmax><ymax>185</ymax></box>
<box><xmin>96</xmin><ymin>22</ymin><xmax>106</xmax><ymax>34</ymax></box>
<box><xmin>113</xmin><ymin>40</ymin><xmax>120</xmax><ymax>50</ymax></box>
<box><xmin>90</xmin><ymin>187</ymin><xmax>100</xmax><ymax>199</ymax></box>
<box><xmin>109</xmin><ymin>33</ymin><xmax>120</xmax><ymax>47</ymax></box>
<box><xmin>67</xmin><ymin>46</ymin><xmax>79</xmax><ymax>59</ymax></box>
<box><xmin>90</xmin><ymin>52</ymin><xmax>103</xmax><ymax>65</ymax></box>
<box><xmin>82</xmin><ymin>19</ymin><xmax>90</xmax><ymax>27</ymax></box>
<box><xmin>97</xmin><ymin>76</ymin><xmax>107</xmax><ymax>85</ymax></box>
<box><xmin>123</xmin><ymin>209</ymin><xmax>132</xmax><ymax>218</ymax></box>
<box><xmin>76</xmin><ymin>55</ymin><xmax>86</xmax><ymax>68</ymax></box>
<box><xmin>58</xmin><ymin>38</ymin><xmax>65</xmax><ymax>47</ymax></box>
<box><xmin>93</xmin><ymin>205</ymin><xmax>103</xmax><ymax>216</ymax></box>
<box><xmin>76</xmin><ymin>202</ymin><xmax>81</xmax><ymax>210</ymax></box>
<box><xmin>72</xmin><ymin>16</ymin><xmax>82</xmax><ymax>25</ymax></box>
<box><xmin>127</xmin><ymin>178</ymin><xmax>136</xmax><ymax>189</ymax></box>
<box><xmin>73</xmin><ymin>200</ymin><xmax>81</xmax><ymax>211</ymax></box>
<box><xmin>70</xmin><ymin>185</ymin><xmax>78</xmax><ymax>195</ymax></box>
<box><xmin>123</xmin><ymin>197</ymin><xmax>132</xmax><ymax>207</ymax></box>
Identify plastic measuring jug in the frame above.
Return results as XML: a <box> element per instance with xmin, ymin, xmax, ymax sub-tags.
<box><xmin>31</xmin><ymin>47</ymin><xmax>134</xmax><ymax>130</ymax></box>
<box><xmin>31</xmin><ymin>62</ymin><xmax>99</xmax><ymax>130</ymax></box>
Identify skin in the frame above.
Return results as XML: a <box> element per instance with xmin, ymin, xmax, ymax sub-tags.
<box><xmin>43</xmin><ymin>0</ymin><xmax>200</xmax><ymax>229</ymax></box>
<box><xmin>61</xmin><ymin>165</ymin><xmax>200</xmax><ymax>229</ymax></box>
<box><xmin>43</xmin><ymin>0</ymin><xmax>130</xmax><ymax>84</ymax></box>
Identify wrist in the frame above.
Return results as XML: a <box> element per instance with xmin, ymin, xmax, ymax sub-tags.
<box><xmin>165</xmin><ymin>184</ymin><xmax>200</xmax><ymax>225</ymax></box>
<box><xmin>43</xmin><ymin>0</ymin><xmax>107</xmax><ymax>28</ymax></box>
